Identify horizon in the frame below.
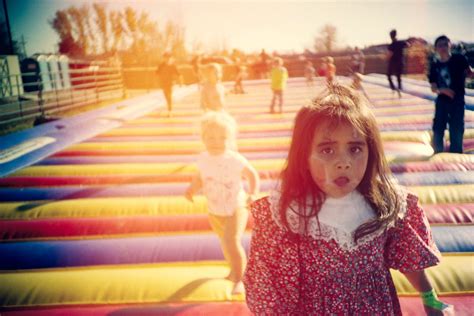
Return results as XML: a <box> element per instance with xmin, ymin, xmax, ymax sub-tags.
<box><xmin>5</xmin><ymin>0</ymin><xmax>474</xmax><ymax>56</ymax></box>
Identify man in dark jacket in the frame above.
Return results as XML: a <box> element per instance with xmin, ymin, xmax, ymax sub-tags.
<box><xmin>156</xmin><ymin>52</ymin><xmax>181</xmax><ymax>117</ymax></box>
<box><xmin>429</xmin><ymin>35</ymin><xmax>473</xmax><ymax>153</ymax></box>
<box><xmin>387</xmin><ymin>29</ymin><xmax>409</xmax><ymax>96</ymax></box>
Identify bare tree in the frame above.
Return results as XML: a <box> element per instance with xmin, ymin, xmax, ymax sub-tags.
<box><xmin>124</xmin><ymin>6</ymin><xmax>138</xmax><ymax>54</ymax></box>
<box><xmin>50</xmin><ymin>2</ymin><xmax>188</xmax><ymax>63</ymax></box>
<box><xmin>50</xmin><ymin>9</ymin><xmax>84</xmax><ymax>57</ymax></box>
<box><xmin>93</xmin><ymin>3</ymin><xmax>109</xmax><ymax>54</ymax></box>
<box><xmin>67</xmin><ymin>6</ymin><xmax>91</xmax><ymax>55</ymax></box>
<box><xmin>314</xmin><ymin>24</ymin><xmax>337</xmax><ymax>53</ymax></box>
<box><xmin>109</xmin><ymin>10</ymin><xmax>124</xmax><ymax>53</ymax></box>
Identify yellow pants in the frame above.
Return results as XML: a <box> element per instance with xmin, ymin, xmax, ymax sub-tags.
<box><xmin>208</xmin><ymin>207</ymin><xmax>248</xmax><ymax>282</ymax></box>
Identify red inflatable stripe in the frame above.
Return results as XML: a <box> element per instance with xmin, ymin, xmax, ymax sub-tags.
<box><xmin>0</xmin><ymin>171</ymin><xmax>279</xmax><ymax>187</ymax></box>
<box><xmin>1</xmin><ymin>204</ymin><xmax>470</xmax><ymax>240</ymax></box>
<box><xmin>1</xmin><ymin>296</ymin><xmax>472</xmax><ymax>316</ymax></box>
<box><xmin>0</xmin><ymin>215</ymin><xmax>255</xmax><ymax>240</ymax></box>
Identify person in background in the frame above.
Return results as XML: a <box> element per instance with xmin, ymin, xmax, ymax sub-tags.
<box><xmin>387</xmin><ymin>29</ymin><xmax>410</xmax><ymax>97</ymax></box>
<box><xmin>428</xmin><ymin>34</ymin><xmax>474</xmax><ymax>154</ymax></box>
<box><xmin>156</xmin><ymin>52</ymin><xmax>181</xmax><ymax>117</ymax></box>
<box><xmin>200</xmin><ymin>63</ymin><xmax>226</xmax><ymax>111</ymax></box>
<box><xmin>233</xmin><ymin>63</ymin><xmax>247</xmax><ymax>94</ymax></box>
<box><xmin>269</xmin><ymin>57</ymin><xmax>288</xmax><ymax>114</ymax></box>
<box><xmin>351</xmin><ymin>46</ymin><xmax>365</xmax><ymax>74</ymax></box>
<box><xmin>324</xmin><ymin>56</ymin><xmax>337</xmax><ymax>83</ymax></box>
<box><xmin>304</xmin><ymin>60</ymin><xmax>316</xmax><ymax>87</ymax></box>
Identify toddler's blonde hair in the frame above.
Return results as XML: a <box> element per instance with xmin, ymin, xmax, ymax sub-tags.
<box><xmin>199</xmin><ymin>111</ymin><xmax>238</xmax><ymax>150</ymax></box>
<box><xmin>273</xmin><ymin>57</ymin><xmax>284</xmax><ymax>66</ymax></box>
<box><xmin>201</xmin><ymin>63</ymin><xmax>223</xmax><ymax>83</ymax></box>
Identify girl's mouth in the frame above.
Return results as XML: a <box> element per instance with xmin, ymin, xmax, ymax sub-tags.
<box><xmin>334</xmin><ymin>176</ymin><xmax>350</xmax><ymax>187</ymax></box>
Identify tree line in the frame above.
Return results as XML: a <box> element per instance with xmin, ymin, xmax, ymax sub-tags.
<box><xmin>49</xmin><ymin>3</ymin><xmax>187</xmax><ymax>64</ymax></box>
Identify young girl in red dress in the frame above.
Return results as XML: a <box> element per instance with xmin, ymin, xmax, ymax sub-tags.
<box><xmin>243</xmin><ymin>84</ymin><xmax>453</xmax><ymax>315</ymax></box>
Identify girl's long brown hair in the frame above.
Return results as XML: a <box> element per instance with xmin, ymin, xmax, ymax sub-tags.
<box><xmin>279</xmin><ymin>84</ymin><xmax>401</xmax><ymax>242</ymax></box>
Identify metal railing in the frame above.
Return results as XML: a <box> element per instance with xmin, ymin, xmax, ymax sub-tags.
<box><xmin>0</xmin><ymin>61</ymin><xmax>126</xmax><ymax>131</ymax></box>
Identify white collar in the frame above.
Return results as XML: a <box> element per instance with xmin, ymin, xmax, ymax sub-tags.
<box><xmin>269</xmin><ymin>185</ymin><xmax>408</xmax><ymax>251</ymax></box>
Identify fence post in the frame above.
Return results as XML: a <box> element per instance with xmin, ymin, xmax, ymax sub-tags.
<box><xmin>94</xmin><ymin>67</ymin><xmax>99</xmax><ymax>104</ymax></box>
<box><xmin>15</xmin><ymin>74</ymin><xmax>23</xmax><ymax>117</ymax></box>
<box><xmin>119</xmin><ymin>63</ymin><xmax>126</xmax><ymax>99</ymax></box>
<box><xmin>37</xmin><ymin>78</ymin><xmax>45</xmax><ymax>117</ymax></box>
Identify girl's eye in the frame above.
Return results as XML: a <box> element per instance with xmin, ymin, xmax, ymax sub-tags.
<box><xmin>320</xmin><ymin>147</ymin><xmax>334</xmax><ymax>155</ymax></box>
<box><xmin>351</xmin><ymin>146</ymin><xmax>363</xmax><ymax>154</ymax></box>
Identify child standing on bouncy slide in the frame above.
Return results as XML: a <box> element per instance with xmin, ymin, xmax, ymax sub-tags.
<box><xmin>200</xmin><ymin>63</ymin><xmax>226</xmax><ymax>112</ymax></box>
<box><xmin>243</xmin><ymin>83</ymin><xmax>453</xmax><ymax>315</ymax></box>
<box><xmin>304</xmin><ymin>60</ymin><xmax>316</xmax><ymax>87</ymax></box>
<box><xmin>185</xmin><ymin>111</ymin><xmax>260</xmax><ymax>295</ymax></box>
<box><xmin>269</xmin><ymin>57</ymin><xmax>288</xmax><ymax>114</ymax></box>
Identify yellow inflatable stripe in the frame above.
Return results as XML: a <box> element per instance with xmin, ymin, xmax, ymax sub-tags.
<box><xmin>101</xmin><ymin>122</ymin><xmax>293</xmax><ymax>136</ymax></box>
<box><xmin>0</xmin><ymin>185</ymin><xmax>472</xmax><ymax>219</ymax></box>
<box><xmin>411</xmin><ymin>185</ymin><xmax>474</xmax><ymax>205</ymax></box>
<box><xmin>392</xmin><ymin>254</ymin><xmax>474</xmax><ymax>295</ymax></box>
<box><xmin>430</xmin><ymin>153</ymin><xmax>474</xmax><ymax>163</ymax></box>
<box><xmin>11</xmin><ymin>159</ymin><xmax>285</xmax><ymax>177</ymax></box>
<box><xmin>66</xmin><ymin>138</ymin><xmax>291</xmax><ymax>151</ymax></box>
<box><xmin>65</xmin><ymin>135</ymin><xmax>418</xmax><ymax>152</ymax></box>
<box><xmin>65</xmin><ymin>130</ymin><xmax>473</xmax><ymax>152</ymax></box>
<box><xmin>0</xmin><ymin>256</ymin><xmax>471</xmax><ymax>308</ymax></box>
<box><xmin>0</xmin><ymin>196</ymin><xmax>208</xmax><ymax>219</ymax></box>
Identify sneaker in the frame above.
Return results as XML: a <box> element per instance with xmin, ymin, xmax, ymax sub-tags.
<box><xmin>231</xmin><ymin>281</ymin><xmax>245</xmax><ymax>295</ymax></box>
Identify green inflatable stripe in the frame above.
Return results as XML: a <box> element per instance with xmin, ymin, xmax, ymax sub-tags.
<box><xmin>0</xmin><ymin>256</ymin><xmax>471</xmax><ymax>308</ymax></box>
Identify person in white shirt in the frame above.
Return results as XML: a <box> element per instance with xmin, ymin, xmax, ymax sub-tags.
<box><xmin>185</xmin><ymin>111</ymin><xmax>260</xmax><ymax>294</ymax></box>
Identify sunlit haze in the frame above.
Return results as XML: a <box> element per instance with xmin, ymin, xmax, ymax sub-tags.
<box><xmin>7</xmin><ymin>0</ymin><xmax>474</xmax><ymax>55</ymax></box>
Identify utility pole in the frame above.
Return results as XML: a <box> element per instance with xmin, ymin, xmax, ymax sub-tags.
<box><xmin>19</xmin><ymin>34</ymin><xmax>27</xmax><ymax>58</ymax></box>
<box><xmin>2</xmin><ymin>0</ymin><xmax>14</xmax><ymax>55</ymax></box>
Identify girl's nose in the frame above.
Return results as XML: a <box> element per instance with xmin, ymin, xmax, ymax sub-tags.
<box><xmin>336</xmin><ymin>156</ymin><xmax>351</xmax><ymax>170</ymax></box>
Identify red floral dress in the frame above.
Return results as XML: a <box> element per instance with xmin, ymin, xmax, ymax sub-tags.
<box><xmin>243</xmin><ymin>190</ymin><xmax>441</xmax><ymax>315</ymax></box>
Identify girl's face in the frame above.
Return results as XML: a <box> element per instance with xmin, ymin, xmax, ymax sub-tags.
<box><xmin>308</xmin><ymin>120</ymin><xmax>369</xmax><ymax>198</ymax></box>
<box><xmin>202</xmin><ymin>124</ymin><xmax>228</xmax><ymax>155</ymax></box>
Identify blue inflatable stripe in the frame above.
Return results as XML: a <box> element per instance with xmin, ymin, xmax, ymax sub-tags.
<box><xmin>0</xmin><ymin>88</ymin><xmax>197</xmax><ymax>177</ymax></box>
<box><xmin>369</xmin><ymin>73</ymin><xmax>474</xmax><ymax>97</ymax></box>
<box><xmin>363</xmin><ymin>74</ymin><xmax>474</xmax><ymax>108</ymax></box>
<box><xmin>0</xmin><ymin>180</ymin><xmax>277</xmax><ymax>201</ymax></box>
<box><xmin>2</xmin><ymin>171</ymin><xmax>473</xmax><ymax>201</ymax></box>
<box><xmin>0</xmin><ymin>226</ymin><xmax>471</xmax><ymax>270</ymax></box>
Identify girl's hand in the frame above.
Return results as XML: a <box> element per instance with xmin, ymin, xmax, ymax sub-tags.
<box><xmin>439</xmin><ymin>88</ymin><xmax>455</xmax><ymax>99</ymax></box>
<box><xmin>246</xmin><ymin>194</ymin><xmax>257</xmax><ymax>207</ymax></box>
<box><xmin>424</xmin><ymin>305</ymin><xmax>443</xmax><ymax>316</ymax></box>
<box><xmin>424</xmin><ymin>304</ymin><xmax>455</xmax><ymax>316</ymax></box>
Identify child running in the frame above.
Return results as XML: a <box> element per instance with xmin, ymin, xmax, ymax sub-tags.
<box><xmin>185</xmin><ymin>111</ymin><xmax>260</xmax><ymax>294</ymax></box>
<box><xmin>200</xmin><ymin>63</ymin><xmax>226</xmax><ymax>111</ymax></box>
<box><xmin>243</xmin><ymin>83</ymin><xmax>452</xmax><ymax>314</ymax></box>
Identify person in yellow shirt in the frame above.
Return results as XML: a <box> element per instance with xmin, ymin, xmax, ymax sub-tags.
<box><xmin>269</xmin><ymin>57</ymin><xmax>288</xmax><ymax>113</ymax></box>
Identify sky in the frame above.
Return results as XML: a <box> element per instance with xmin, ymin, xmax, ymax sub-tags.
<box><xmin>5</xmin><ymin>0</ymin><xmax>474</xmax><ymax>55</ymax></box>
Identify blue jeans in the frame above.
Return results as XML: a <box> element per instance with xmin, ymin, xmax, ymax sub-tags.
<box><xmin>432</xmin><ymin>96</ymin><xmax>465</xmax><ymax>153</ymax></box>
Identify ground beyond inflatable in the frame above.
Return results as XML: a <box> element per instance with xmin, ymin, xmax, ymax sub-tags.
<box><xmin>0</xmin><ymin>76</ymin><xmax>473</xmax><ymax>315</ymax></box>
